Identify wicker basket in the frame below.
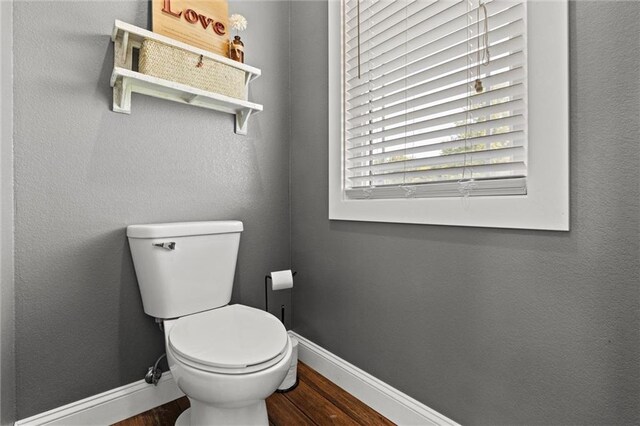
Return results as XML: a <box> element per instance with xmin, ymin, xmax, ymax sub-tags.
<box><xmin>138</xmin><ymin>39</ymin><xmax>245</xmax><ymax>100</ymax></box>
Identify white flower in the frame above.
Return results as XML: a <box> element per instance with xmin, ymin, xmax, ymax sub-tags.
<box><xmin>229</xmin><ymin>14</ymin><xmax>247</xmax><ymax>32</ymax></box>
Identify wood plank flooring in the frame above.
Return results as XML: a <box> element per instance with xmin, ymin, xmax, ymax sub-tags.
<box><xmin>114</xmin><ymin>362</ymin><xmax>394</xmax><ymax>426</ymax></box>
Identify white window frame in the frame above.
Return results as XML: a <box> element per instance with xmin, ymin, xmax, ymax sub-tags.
<box><xmin>328</xmin><ymin>0</ymin><xmax>569</xmax><ymax>231</ymax></box>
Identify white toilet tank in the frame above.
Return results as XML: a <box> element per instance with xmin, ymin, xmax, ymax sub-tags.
<box><xmin>127</xmin><ymin>221</ymin><xmax>243</xmax><ymax>319</ymax></box>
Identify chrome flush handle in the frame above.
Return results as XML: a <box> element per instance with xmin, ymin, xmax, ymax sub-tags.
<box><xmin>152</xmin><ymin>242</ymin><xmax>176</xmax><ymax>251</ymax></box>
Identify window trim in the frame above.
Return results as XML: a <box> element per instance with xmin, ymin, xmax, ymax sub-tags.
<box><xmin>328</xmin><ymin>0</ymin><xmax>569</xmax><ymax>231</ymax></box>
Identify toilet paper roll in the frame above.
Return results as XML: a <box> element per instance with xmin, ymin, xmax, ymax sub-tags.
<box><xmin>270</xmin><ymin>270</ymin><xmax>294</xmax><ymax>291</ymax></box>
<box><xmin>278</xmin><ymin>336</ymin><xmax>299</xmax><ymax>391</ymax></box>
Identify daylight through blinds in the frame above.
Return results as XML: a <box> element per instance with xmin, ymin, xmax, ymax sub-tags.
<box><xmin>343</xmin><ymin>0</ymin><xmax>528</xmax><ymax>199</ymax></box>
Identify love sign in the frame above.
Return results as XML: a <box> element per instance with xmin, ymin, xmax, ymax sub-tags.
<box><xmin>152</xmin><ymin>0</ymin><xmax>230</xmax><ymax>57</ymax></box>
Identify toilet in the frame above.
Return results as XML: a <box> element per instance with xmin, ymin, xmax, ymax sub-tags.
<box><xmin>127</xmin><ymin>221</ymin><xmax>292</xmax><ymax>426</ymax></box>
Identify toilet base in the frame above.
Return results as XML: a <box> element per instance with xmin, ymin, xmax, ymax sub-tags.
<box><xmin>175</xmin><ymin>400</ymin><xmax>268</xmax><ymax>426</ymax></box>
<box><xmin>175</xmin><ymin>409</ymin><xmax>190</xmax><ymax>426</ymax></box>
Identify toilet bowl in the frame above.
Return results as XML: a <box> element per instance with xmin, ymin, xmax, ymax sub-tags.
<box><xmin>127</xmin><ymin>221</ymin><xmax>290</xmax><ymax>425</ymax></box>
<box><xmin>164</xmin><ymin>304</ymin><xmax>292</xmax><ymax>425</ymax></box>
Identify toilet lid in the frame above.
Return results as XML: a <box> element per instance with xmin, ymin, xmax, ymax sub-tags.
<box><xmin>168</xmin><ymin>305</ymin><xmax>288</xmax><ymax>371</ymax></box>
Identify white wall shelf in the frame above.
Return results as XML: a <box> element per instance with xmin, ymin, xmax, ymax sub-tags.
<box><xmin>110</xmin><ymin>20</ymin><xmax>263</xmax><ymax>135</ymax></box>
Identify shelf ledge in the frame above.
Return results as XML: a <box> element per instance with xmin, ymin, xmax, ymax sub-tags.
<box><xmin>111</xmin><ymin>67</ymin><xmax>262</xmax><ymax>135</ymax></box>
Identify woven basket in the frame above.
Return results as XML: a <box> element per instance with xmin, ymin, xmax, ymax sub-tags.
<box><xmin>139</xmin><ymin>39</ymin><xmax>245</xmax><ymax>100</ymax></box>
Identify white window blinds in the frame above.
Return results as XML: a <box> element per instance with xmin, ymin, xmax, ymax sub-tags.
<box><xmin>343</xmin><ymin>0</ymin><xmax>528</xmax><ymax>199</ymax></box>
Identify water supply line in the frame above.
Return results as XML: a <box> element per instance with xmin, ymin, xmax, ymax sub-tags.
<box><xmin>145</xmin><ymin>353</ymin><xmax>166</xmax><ymax>386</ymax></box>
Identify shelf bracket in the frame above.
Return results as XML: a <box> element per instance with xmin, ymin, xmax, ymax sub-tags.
<box><xmin>235</xmin><ymin>108</ymin><xmax>253</xmax><ymax>135</ymax></box>
<box><xmin>121</xmin><ymin>31</ymin><xmax>129</xmax><ymax>64</ymax></box>
<box><xmin>113</xmin><ymin>30</ymin><xmax>133</xmax><ymax>70</ymax></box>
<box><xmin>113</xmin><ymin>77</ymin><xmax>132</xmax><ymax>114</ymax></box>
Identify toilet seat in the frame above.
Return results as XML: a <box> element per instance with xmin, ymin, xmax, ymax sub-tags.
<box><xmin>168</xmin><ymin>304</ymin><xmax>289</xmax><ymax>375</ymax></box>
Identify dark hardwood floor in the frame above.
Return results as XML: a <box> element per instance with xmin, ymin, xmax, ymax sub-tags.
<box><xmin>114</xmin><ymin>362</ymin><xmax>394</xmax><ymax>426</ymax></box>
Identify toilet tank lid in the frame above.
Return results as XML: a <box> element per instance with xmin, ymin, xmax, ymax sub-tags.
<box><xmin>127</xmin><ymin>221</ymin><xmax>243</xmax><ymax>239</ymax></box>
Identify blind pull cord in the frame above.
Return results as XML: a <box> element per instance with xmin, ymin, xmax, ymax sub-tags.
<box><xmin>474</xmin><ymin>2</ymin><xmax>491</xmax><ymax>93</ymax></box>
<box><xmin>462</xmin><ymin>0</ymin><xmax>491</xmax><ymax>196</ymax></box>
<box><xmin>458</xmin><ymin>179</ymin><xmax>478</xmax><ymax>199</ymax></box>
<box><xmin>357</xmin><ymin>0</ymin><xmax>361</xmax><ymax>79</ymax></box>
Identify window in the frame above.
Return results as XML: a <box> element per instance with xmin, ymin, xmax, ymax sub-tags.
<box><xmin>328</xmin><ymin>0</ymin><xmax>569</xmax><ymax>230</ymax></box>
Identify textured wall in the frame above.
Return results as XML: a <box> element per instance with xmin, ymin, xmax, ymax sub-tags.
<box><xmin>13</xmin><ymin>0</ymin><xmax>290</xmax><ymax>418</ymax></box>
<box><xmin>1</xmin><ymin>0</ymin><xmax>15</xmax><ymax>424</ymax></box>
<box><xmin>290</xmin><ymin>1</ymin><xmax>639</xmax><ymax>424</ymax></box>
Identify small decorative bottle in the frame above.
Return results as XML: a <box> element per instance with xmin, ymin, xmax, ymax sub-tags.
<box><xmin>230</xmin><ymin>35</ymin><xmax>244</xmax><ymax>63</ymax></box>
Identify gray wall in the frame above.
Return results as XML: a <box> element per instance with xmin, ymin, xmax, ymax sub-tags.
<box><xmin>11</xmin><ymin>0</ymin><xmax>640</xmax><ymax>423</ymax></box>
<box><xmin>290</xmin><ymin>1</ymin><xmax>639</xmax><ymax>424</ymax></box>
<box><xmin>13</xmin><ymin>1</ymin><xmax>290</xmax><ymax>418</ymax></box>
<box><xmin>1</xmin><ymin>0</ymin><xmax>16</xmax><ymax>424</ymax></box>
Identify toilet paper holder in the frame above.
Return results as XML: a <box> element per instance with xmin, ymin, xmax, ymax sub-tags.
<box><xmin>265</xmin><ymin>270</ymin><xmax>297</xmax><ymax>325</ymax></box>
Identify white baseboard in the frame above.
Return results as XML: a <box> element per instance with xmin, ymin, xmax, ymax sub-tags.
<box><xmin>16</xmin><ymin>334</ymin><xmax>458</xmax><ymax>426</ymax></box>
<box><xmin>290</xmin><ymin>332</ymin><xmax>459</xmax><ymax>426</ymax></box>
<box><xmin>14</xmin><ymin>372</ymin><xmax>184</xmax><ymax>426</ymax></box>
